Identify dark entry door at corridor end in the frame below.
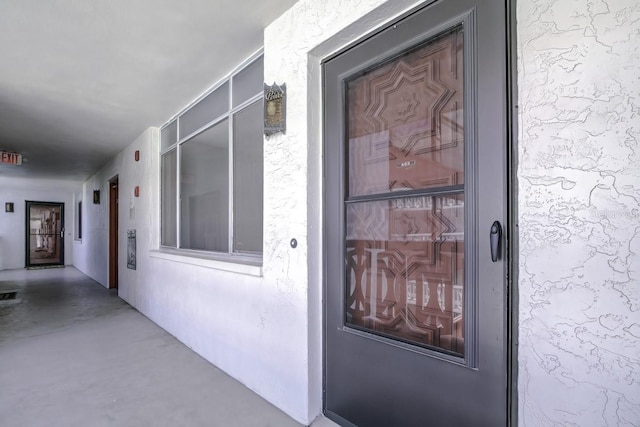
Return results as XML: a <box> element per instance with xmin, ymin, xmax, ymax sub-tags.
<box><xmin>26</xmin><ymin>201</ymin><xmax>65</xmax><ymax>268</ymax></box>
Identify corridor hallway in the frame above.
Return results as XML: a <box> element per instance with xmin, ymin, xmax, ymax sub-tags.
<box><xmin>0</xmin><ymin>267</ymin><xmax>307</xmax><ymax>427</ymax></box>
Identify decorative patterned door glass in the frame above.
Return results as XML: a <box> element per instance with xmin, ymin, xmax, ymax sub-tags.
<box><xmin>347</xmin><ymin>27</ymin><xmax>464</xmax><ymax>197</ymax></box>
<box><xmin>345</xmin><ymin>26</ymin><xmax>465</xmax><ymax>355</ymax></box>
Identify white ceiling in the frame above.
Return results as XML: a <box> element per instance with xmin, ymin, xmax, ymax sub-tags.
<box><xmin>0</xmin><ymin>0</ymin><xmax>298</xmax><ymax>181</ymax></box>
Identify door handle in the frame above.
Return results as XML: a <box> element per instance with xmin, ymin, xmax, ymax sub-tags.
<box><xmin>490</xmin><ymin>221</ymin><xmax>502</xmax><ymax>262</ymax></box>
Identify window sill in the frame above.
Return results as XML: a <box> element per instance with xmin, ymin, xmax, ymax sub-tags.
<box><xmin>149</xmin><ymin>249</ymin><xmax>262</xmax><ymax>277</ymax></box>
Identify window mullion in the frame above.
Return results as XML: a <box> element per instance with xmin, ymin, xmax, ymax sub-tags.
<box><xmin>176</xmin><ymin>119</ymin><xmax>182</xmax><ymax>248</ymax></box>
<box><xmin>228</xmin><ymin>78</ymin><xmax>234</xmax><ymax>255</ymax></box>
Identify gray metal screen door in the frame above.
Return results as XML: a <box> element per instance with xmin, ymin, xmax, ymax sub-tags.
<box><xmin>323</xmin><ymin>0</ymin><xmax>509</xmax><ymax>425</ymax></box>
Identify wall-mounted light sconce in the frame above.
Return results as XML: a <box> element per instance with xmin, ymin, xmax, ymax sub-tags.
<box><xmin>5</xmin><ymin>202</ymin><xmax>14</xmax><ymax>212</ymax></box>
<box><xmin>134</xmin><ymin>150</ymin><xmax>140</xmax><ymax>162</ymax></box>
<box><xmin>134</xmin><ymin>186</ymin><xmax>140</xmax><ymax>197</ymax></box>
<box><xmin>93</xmin><ymin>190</ymin><xmax>100</xmax><ymax>204</ymax></box>
<box><xmin>264</xmin><ymin>82</ymin><xmax>286</xmax><ymax>136</ymax></box>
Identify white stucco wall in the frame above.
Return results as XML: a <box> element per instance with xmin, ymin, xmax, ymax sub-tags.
<box><xmin>74</xmin><ymin>128</ymin><xmax>156</xmax><ymax>292</ymax></box>
<box><xmin>73</xmin><ymin>168</ymin><xmax>114</xmax><ymax>286</ymax></box>
<box><xmin>517</xmin><ymin>0</ymin><xmax>640</xmax><ymax>425</ymax></box>
<box><xmin>0</xmin><ymin>177</ymin><xmax>80</xmax><ymax>270</ymax></box>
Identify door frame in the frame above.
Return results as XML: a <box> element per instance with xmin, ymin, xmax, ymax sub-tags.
<box><xmin>319</xmin><ymin>0</ymin><xmax>520</xmax><ymax>425</ymax></box>
<box><xmin>24</xmin><ymin>201</ymin><xmax>65</xmax><ymax>268</ymax></box>
<box><xmin>109</xmin><ymin>176</ymin><xmax>119</xmax><ymax>289</ymax></box>
<box><xmin>506</xmin><ymin>0</ymin><xmax>519</xmax><ymax>424</ymax></box>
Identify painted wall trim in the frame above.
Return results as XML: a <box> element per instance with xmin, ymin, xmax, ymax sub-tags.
<box><xmin>149</xmin><ymin>250</ymin><xmax>263</xmax><ymax>276</ymax></box>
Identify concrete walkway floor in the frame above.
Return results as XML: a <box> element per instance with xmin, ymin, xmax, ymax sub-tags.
<box><xmin>0</xmin><ymin>267</ymin><xmax>335</xmax><ymax>427</ymax></box>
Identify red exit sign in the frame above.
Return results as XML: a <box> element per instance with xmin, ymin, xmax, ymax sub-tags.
<box><xmin>0</xmin><ymin>151</ymin><xmax>22</xmax><ymax>165</ymax></box>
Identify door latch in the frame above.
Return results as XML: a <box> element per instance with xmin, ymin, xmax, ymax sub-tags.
<box><xmin>490</xmin><ymin>221</ymin><xmax>502</xmax><ymax>262</ymax></box>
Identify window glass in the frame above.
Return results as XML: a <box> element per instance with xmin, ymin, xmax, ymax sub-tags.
<box><xmin>179</xmin><ymin>82</ymin><xmax>229</xmax><ymax>140</ymax></box>
<box><xmin>232</xmin><ymin>57</ymin><xmax>263</xmax><ymax>107</ymax></box>
<box><xmin>180</xmin><ymin>120</ymin><xmax>229</xmax><ymax>252</ymax></box>
<box><xmin>161</xmin><ymin>120</ymin><xmax>177</xmax><ymax>151</ymax></box>
<box><xmin>77</xmin><ymin>201</ymin><xmax>82</xmax><ymax>240</ymax></box>
<box><xmin>161</xmin><ymin>149</ymin><xmax>177</xmax><ymax>247</ymax></box>
<box><xmin>233</xmin><ymin>101</ymin><xmax>263</xmax><ymax>253</ymax></box>
<box><xmin>160</xmin><ymin>54</ymin><xmax>263</xmax><ymax>259</ymax></box>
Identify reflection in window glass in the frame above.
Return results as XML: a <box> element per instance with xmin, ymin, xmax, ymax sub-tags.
<box><xmin>346</xmin><ymin>195</ymin><xmax>465</xmax><ymax>355</ymax></box>
<box><xmin>161</xmin><ymin>120</ymin><xmax>177</xmax><ymax>151</ymax></box>
<box><xmin>180</xmin><ymin>120</ymin><xmax>229</xmax><ymax>252</ymax></box>
<box><xmin>233</xmin><ymin>101</ymin><xmax>263</xmax><ymax>253</ymax></box>
<box><xmin>344</xmin><ymin>27</ymin><xmax>465</xmax><ymax>355</ymax></box>
<box><xmin>161</xmin><ymin>149</ymin><xmax>177</xmax><ymax>247</ymax></box>
<box><xmin>232</xmin><ymin>57</ymin><xmax>263</xmax><ymax>107</ymax></box>
<box><xmin>179</xmin><ymin>82</ymin><xmax>229</xmax><ymax>140</ymax></box>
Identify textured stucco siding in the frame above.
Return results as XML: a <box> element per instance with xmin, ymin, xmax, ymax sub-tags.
<box><xmin>517</xmin><ymin>0</ymin><xmax>640</xmax><ymax>425</ymax></box>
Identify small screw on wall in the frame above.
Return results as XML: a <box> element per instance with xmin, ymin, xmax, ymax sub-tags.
<box><xmin>134</xmin><ymin>150</ymin><xmax>140</xmax><ymax>162</ymax></box>
<box><xmin>290</xmin><ymin>238</ymin><xmax>297</xmax><ymax>248</ymax></box>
